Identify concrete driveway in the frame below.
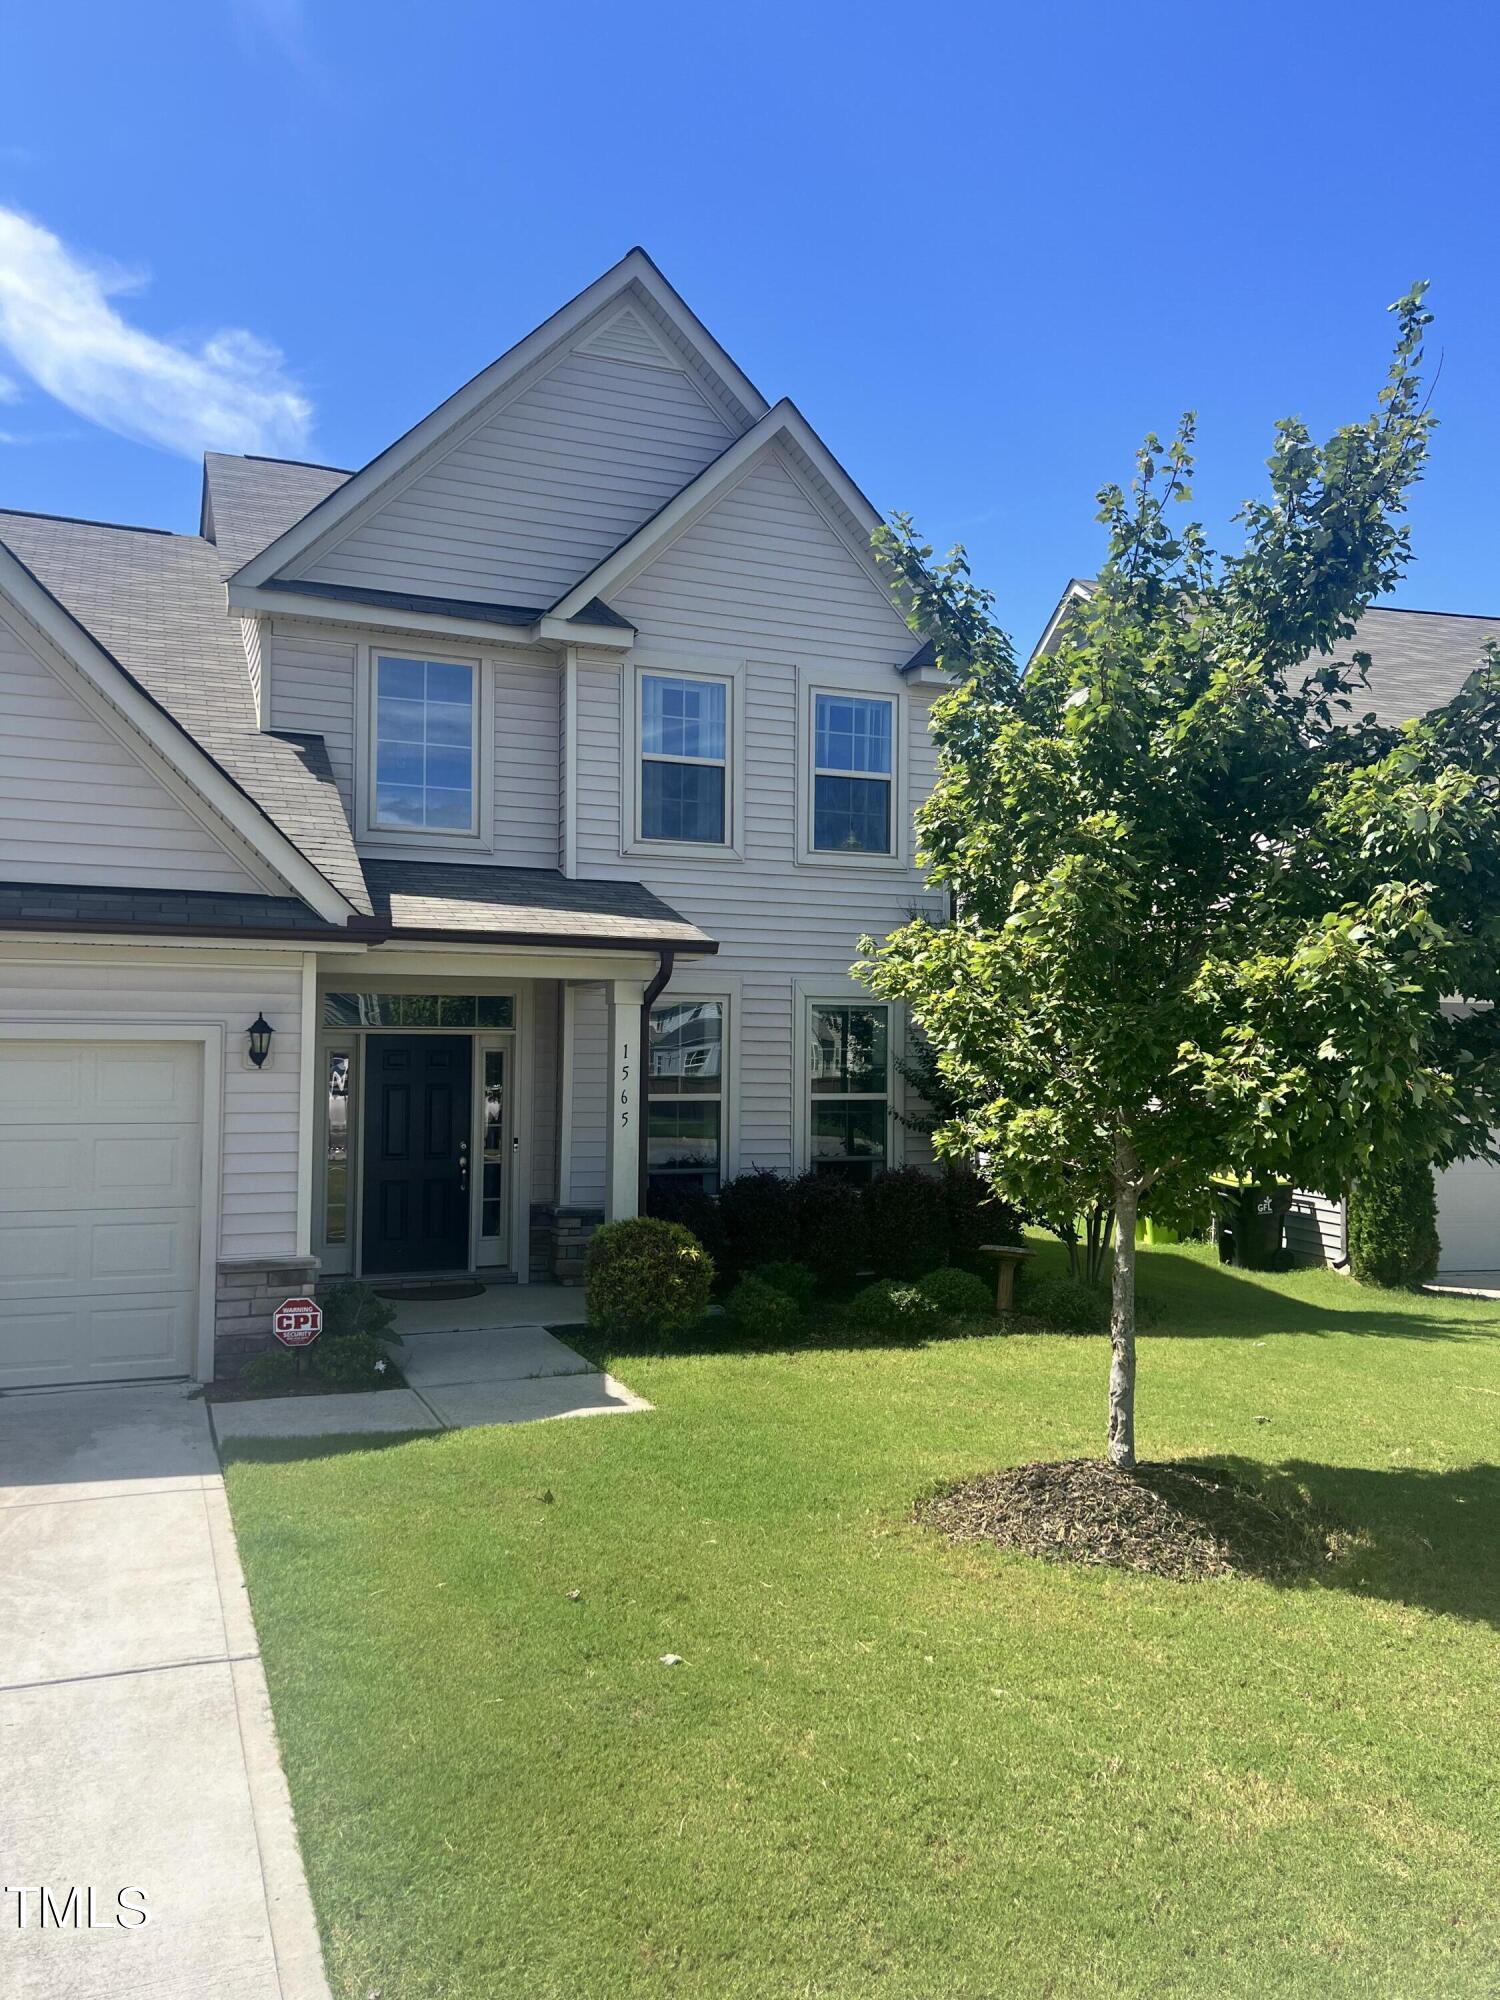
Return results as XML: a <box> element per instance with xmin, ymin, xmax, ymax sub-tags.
<box><xmin>0</xmin><ymin>1384</ymin><xmax>328</xmax><ymax>2000</ymax></box>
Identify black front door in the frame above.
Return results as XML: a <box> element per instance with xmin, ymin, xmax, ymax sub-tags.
<box><xmin>362</xmin><ymin>1036</ymin><xmax>472</xmax><ymax>1274</ymax></box>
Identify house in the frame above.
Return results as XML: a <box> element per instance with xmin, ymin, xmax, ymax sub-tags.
<box><xmin>1034</xmin><ymin>581</ymin><xmax>1500</xmax><ymax>1274</ymax></box>
<box><xmin>0</xmin><ymin>249</ymin><xmax>948</xmax><ymax>1391</ymax></box>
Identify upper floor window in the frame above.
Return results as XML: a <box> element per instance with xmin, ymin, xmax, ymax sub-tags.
<box><xmin>373</xmin><ymin>654</ymin><xmax>478</xmax><ymax>834</ymax></box>
<box><xmin>640</xmin><ymin>671</ymin><xmax>727</xmax><ymax>844</ymax></box>
<box><xmin>812</xmin><ymin>692</ymin><xmax>893</xmax><ymax>854</ymax></box>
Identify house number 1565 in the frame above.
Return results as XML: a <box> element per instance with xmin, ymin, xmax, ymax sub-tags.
<box><xmin>619</xmin><ymin>1041</ymin><xmax>630</xmax><ymax>1126</ymax></box>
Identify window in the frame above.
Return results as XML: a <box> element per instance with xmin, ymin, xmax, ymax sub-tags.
<box><xmin>648</xmin><ymin>999</ymin><xmax>724</xmax><ymax>1192</ymax></box>
<box><xmin>812</xmin><ymin>692</ymin><xmax>893</xmax><ymax>854</ymax></box>
<box><xmin>323</xmin><ymin>1052</ymin><xmax>350</xmax><ymax>1243</ymax></box>
<box><xmin>640</xmin><ymin>672</ymin><xmax>727</xmax><ymax>844</ymax></box>
<box><xmin>808</xmin><ymin>1002</ymin><xmax>889</xmax><ymax>1181</ymax></box>
<box><xmin>322</xmin><ymin>993</ymin><xmax>513</xmax><ymax>1029</ymax></box>
<box><xmin>373</xmin><ymin>654</ymin><xmax>478</xmax><ymax>833</ymax></box>
<box><xmin>480</xmin><ymin>1048</ymin><xmax>506</xmax><ymax>1241</ymax></box>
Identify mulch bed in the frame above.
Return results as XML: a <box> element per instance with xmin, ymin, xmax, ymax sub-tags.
<box><xmin>202</xmin><ymin>1367</ymin><xmax>406</xmax><ymax>1404</ymax></box>
<box><xmin>916</xmin><ymin>1457</ymin><xmax>1338</xmax><ymax>1582</ymax></box>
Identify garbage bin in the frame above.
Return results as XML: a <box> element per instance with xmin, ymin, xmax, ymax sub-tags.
<box><xmin>1210</xmin><ymin>1178</ymin><xmax>1294</xmax><ymax>1270</ymax></box>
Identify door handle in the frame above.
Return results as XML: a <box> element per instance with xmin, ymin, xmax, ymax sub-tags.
<box><xmin>458</xmin><ymin>1139</ymin><xmax>469</xmax><ymax>1193</ymax></box>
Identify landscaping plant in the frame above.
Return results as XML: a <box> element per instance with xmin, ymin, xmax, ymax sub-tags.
<box><xmin>862</xmin><ymin>1166</ymin><xmax>950</xmax><ymax>1280</ymax></box>
<box><xmin>716</xmin><ymin>1169</ymin><xmax>795</xmax><ymax>1277</ymax></box>
<box><xmin>722</xmin><ymin>1273</ymin><xmax>804</xmax><ymax>1344</ymax></box>
<box><xmin>788</xmin><ymin>1170</ymin><xmax>867</xmax><ymax>1288</ymax></box>
<box><xmin>585</xmin><ymin>1217</ymin><xmax>714</xmax><ymax>1340</ymax></box>
<box><xmin>1347</xmin><ymin>1155</ymin><xmax>1442</xmax><ymax>1288</ymax></box>
<box><xmin>914</xmin><ymin>1266</ymin><xmax>993</xmax><ymax>1319</ymax></box>
<box><xmin>864</xmin><ymin>283</ymin><xmax>1500</xmax><ymax>1466</ymax></box>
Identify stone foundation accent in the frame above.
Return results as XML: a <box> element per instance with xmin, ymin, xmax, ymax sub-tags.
<box><xmin>214</xmin><ymin>1254</ymin><xmax>321</xmax><ymax>1378</ymax></box>
<box><xmin>550</xmin><ymin>1206</ymin><xmax>604</xmax><ymax>1286</ymax></box>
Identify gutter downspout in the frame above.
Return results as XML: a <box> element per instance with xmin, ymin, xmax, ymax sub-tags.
<box><xmin>638</xmin><ymin>947</ymin><xmax>675</xmax><ymax>1215</ymax></box>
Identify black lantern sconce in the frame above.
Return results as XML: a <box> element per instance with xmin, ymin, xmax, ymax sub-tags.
<box><xmin>246</xmin><ymin>1013</ymin><xmax>274</xmax><ymax>1070</ymax></box>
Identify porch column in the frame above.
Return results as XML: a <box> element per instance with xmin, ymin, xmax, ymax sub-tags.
<box><xmin>604</xmin><ymin>978</ymin><xmax>646</xmax><ymax>1221</ymax></box>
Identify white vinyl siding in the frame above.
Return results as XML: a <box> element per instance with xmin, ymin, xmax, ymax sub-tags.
<box><xmin>0</xmin><ymin>617</ymin><xmax>267</xmax><ymax>895</ymax></box>
<box><xmin>295</xmin><ymin>351</ymin><xmax>736</xmax><ymax>609</ymax></box>
<box><xmin>1286</xmin><ymin>1191</ymin><xmax>1347</xmax><ymax>1265</ymax></box>
<box><xmin>564</xmin><ymin>983</ymin><xmax>610</xmax><ymax>1206</ymax></box>
<box><xmin>561</xmin><ymin>449</ymin><xmax>943</xmax><ymax>1180</ymax></box>
<box><xmin>265</xmin><ymin>623</ymin><xmax>358</xmax><ymax>812</ymax></box>
<box><xmin>0</xmin><ymin>949</ymin><xmax>305</xmax><ymax>1260</ymax></box>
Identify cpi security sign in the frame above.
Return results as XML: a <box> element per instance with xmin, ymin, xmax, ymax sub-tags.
<box><xmin>272</xmin><ymin>1297</ymin><xmax>323</xmax><ymax>1348</ymax></box>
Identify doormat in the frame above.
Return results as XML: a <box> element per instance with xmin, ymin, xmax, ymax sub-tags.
<box><xmin>374</xmin><ymin>1281</ymin><xmax>487</xmax><ymax>1303</ymax></box>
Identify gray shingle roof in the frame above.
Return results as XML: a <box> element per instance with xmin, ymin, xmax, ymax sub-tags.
<box><xmin>0</xmin><ymin>510</ymin><xmax>370</xmax><ymax>913</ymax></box>
<box><xmin>361</xmin><ymin>859</ymin><xmax>716</xmax><ymax>951</ymax></box>
<box><xmin>1338</xmin><ymin>607</ymin><xmax>1500</xmax><ymax>725</ymax></box>
<box><xmin>0</xmin><ymin>881</ymin><xmax>340</xmax><ymax>935</ymax></box>
<box><xmin>201</xmin><ymin>453</ymin><xmax>351</xmax><ymax>577</ymax></box>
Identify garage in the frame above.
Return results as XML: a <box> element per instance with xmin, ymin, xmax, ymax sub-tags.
<box><xmin>1435</xmin><ymin>1154</ymin><xmax>1500</xmax><ymax>1275</ymax></box>
<box><xmin>0</xmin><ymin>1038</ymin><xmax>203</xmax><ymax>1388</ymax></box>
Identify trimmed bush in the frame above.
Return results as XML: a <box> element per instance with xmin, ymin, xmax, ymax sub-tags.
<box><xmin>723</xmin><ymin>1274</ymin><xmax>804</xmax><ymax>1344</ymax></box>
<box><xmin>717</xmin><ymin>1169</ymin><xmax>795</xmax><ymax>1276</ymax></box>
<box><xmin>915</xmin><ymin>1266</ymin><xmax>994</xmax><ymax>1319</ymax></box>
<box><xmin>847</xmin><ymin>1279</ymin><xmax>942</xmax><ymax>1336</ymax></box>
<box><xmin>1348</xmin><ymin>1158</ymin><xmax>1441</xmax><ymax>1289</ymax></box>
<box><xmin>1023</xmin><ymin>1276</ymin><xmax>1109</xmax><ymax>1334</ymax></box>
<box><xmin>317</xmin><ymin>1280</ymin><xmax>397</xmax><ymax>1345</ymax></box>
<box><xmin>586</xmin><ymin>1217</ymin><xmax>714</xmax><ymax>1339</ymax></box>
<box><xmin>789</xmin><ymin>1171</ymin><xmax>867</xmax><ymax>1289</ymax></box>
<box><xmin>863</xmin><ymin>1167</ymin><xmax>950</xmax><ymax>1279</ymax></box>
<box><xmin>750</xmin><ymin>1261</ymin><xmax>818</xmax><ymax>1311</ymax></box>
<box><xmin>240</xmin><ymin>1348</ymin><xmax>301</xmax><ymax>1392</ymax></box>
<box><xmin>307</xmin><ymin>1331</ymin><xmax>394</xmax><ymax>1386</ymax></box>
<box><xmin>942</xmin><ymin>1161</ymin><xmax>1025</xmax><ymax>1264</ymax></box>
<box><xmin>646</xmin><ymin>1183</ymin><xmax>728</xmax><ymax>1273</ymax></box>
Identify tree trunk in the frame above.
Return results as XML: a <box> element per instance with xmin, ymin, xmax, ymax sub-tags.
<box><xmin>1107</xmin><ymin>1144</ymin><xmax>1140</xmax><ymax>1472</ymax></box>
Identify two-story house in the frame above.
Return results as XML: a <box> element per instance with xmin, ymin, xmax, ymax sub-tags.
<box><xmin>0</xmin><ymin>249</ymin><xmax>947</xmax><ymax>1390</ymax></box>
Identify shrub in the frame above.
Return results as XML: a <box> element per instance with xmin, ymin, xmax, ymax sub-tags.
<box><xmin>750</xmin><ymin>1261</ymin><xmax>818</xmax><ymax>1311</ymax></box>
<box><xmin>847</xmin><ymin>1278</ymin><xmax>941</xmax><ymax>1336</ymax></box>
<box><xmin>942</xmin><ymin>1161</ymin><xmax>1025</xmax><ymax>1264</ymax></box>
<box><xmin>722</xmin><ymin>1274</ymin><xmax>804</xmax><ymax>1344</ymax></box>
<box><xmin>1348</xmin><ymin>1158</ymin><xmax>1441</xmax><ymax>1288</ymax></box>
<box><xmin>915</xmin><ymin>1266</ymin><xmax>994</xmax><ymax>1319</ymax></box>
<box><xmin>585</xmin><ymin>1217</ymin><xmax>714</xmax><ymax>1338</ymax></box>
<box><xmin>646</xmin><ymin>1183</ymin><xmax>728</xmax><ymax>1272</ymax></box>
<box><xmin>717</xmin><ymin>1170</ymin><xmax>794</xmax><ymax>1276</ymax></box>
<box><xmin>317</xmin><ymin>1280</ymin><xmax>397</xmax><ymax>1345</ymax></box>
<box><xmin>863</xmin><ymin>1168</ymin><xmax>950</xmax><ymax>1279</ymax></box>
<box><xmin>307</xmin><ymin>1332</ymin><xmax>395</xmax><ymax>1386</ymax></box>
<box><xmin>789</xmin><ymin>1171</ymin><xmax>867</xmax><ymax>1289</ymax></box>
<box><xmin>1022</xmin><ymin>1276</ymin><xmax>1110</xmax><ymax>1334</ymax></box>
<box><xmin>240</xmin><ymin>1348</ymin><xmax>300</xmax><ymax>1392</ymax></box>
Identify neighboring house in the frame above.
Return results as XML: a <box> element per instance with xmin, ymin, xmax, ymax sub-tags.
<box><xmin>0</xmin><ymin>249</ymin><xmax>948</xmax><ymax>1390</ymax></box>
<box><xmin>1034</xmin><ymin>582</ymin><xmax>1500</xmax><ymax>1273</ymax></box>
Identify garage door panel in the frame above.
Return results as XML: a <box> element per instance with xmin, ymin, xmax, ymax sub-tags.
<box><xmin>1436</xmin><ymin>1155</ymin><xmax>1500</xmax><ymax>1272</ymax></box>
<box><xmin>0</xmin><ymin>1041</ymin><xmax>202</xmax><ymax>1386</ymax></box>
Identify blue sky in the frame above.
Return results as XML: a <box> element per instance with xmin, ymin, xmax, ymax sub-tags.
<box><xmin>0</xmin><ymin>0</ymin><xmax>1496</xmax><ymax>651</ymax></box>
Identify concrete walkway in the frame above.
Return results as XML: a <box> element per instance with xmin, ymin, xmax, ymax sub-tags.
<box><xmin>211</xmin><ymin>1320</ymin><xmax>649</xmax><ymax>1442</ymax></box>
<box><xmin>0</xmin><ymin>1383</ymin><xmax>329</xmax><ymax>2000</ymax></box>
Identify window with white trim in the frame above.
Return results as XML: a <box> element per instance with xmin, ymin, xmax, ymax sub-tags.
<box><xmin>639</xmin><ymin>670</ymin><xmax>728</xmax><ymax>844</ymax></box>
<box><xmin>812</xmin><ymin>692</ymin><xmax>894</xmax><ymax>854</ymax></box>
<box><xmin>808</xmin><ymin>1001</ymin><xmax>889</xmax><ymax>1181</ymax></box>
<box><xmin>372</xmin><ymin>653</ymin><xmax>479</xmax><ymax>834</ymax></box>
<box><xmin>648</xmin><ymin>998</ymin><xmax>724</xmax><ymax>1192</ymax></box>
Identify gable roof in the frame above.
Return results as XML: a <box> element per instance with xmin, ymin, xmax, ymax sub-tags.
<box><xmin>0</xmin><ymin>511</ymin><xmax>367</xmax><ymax>915</ymax></box>
<box><xmin>229</xmin><ymin>248</ymin><xmax>770</xmax><ymax>595</ymax></box>
<box><xmin>1029</xmin><ymin>578</ymin><xmax>1500</xmax><ymax>726</ymax></box>
<box><xmin>201</xmin><ymin>453</ymin><xmax>351</xmax><ymax>577</ymax></box>
<box><xmin>546</xmin><ymin>398</ymin><xmax>894</xmax><ymax>628</ymax></box>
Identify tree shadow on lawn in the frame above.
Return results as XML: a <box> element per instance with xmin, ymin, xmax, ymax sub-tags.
<box><xmin>1181</xmin><ymin>1454</ymin><xmax>1500</xmax><ymax>1628</ymax></box>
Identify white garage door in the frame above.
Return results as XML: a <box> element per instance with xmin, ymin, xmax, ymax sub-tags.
<box><xmin>0</xmin><ymin>1040</ymin><xmax>202</xmax><ymax>1388</ymax></box>
<box><xmin>1435</xmin><ymin>1155</ymin><xmax>1500</xmax><ymax>1274</ymax></box>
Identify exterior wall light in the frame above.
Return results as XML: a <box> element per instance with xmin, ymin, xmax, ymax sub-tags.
<box><xmin>247</xmin><ymin>1013</ymin><xmax>275</xmax><ymax>1069</ymax></box>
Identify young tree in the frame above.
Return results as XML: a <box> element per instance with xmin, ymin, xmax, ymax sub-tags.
<box><xmin>863</xmin><ymin>286</ymin><xmax>1500</xmax><ymax>1468</ymax></box>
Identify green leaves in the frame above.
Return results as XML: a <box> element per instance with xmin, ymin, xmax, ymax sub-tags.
<box><xmin>862</xmin><ymin>281</ymin><xmax>1500</xmax><ymax>1236</ymax></box>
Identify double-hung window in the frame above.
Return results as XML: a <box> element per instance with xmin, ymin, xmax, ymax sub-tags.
<box><xmin>372</xmin><ymin>653</ymin><xmax>479</xmax><ymax>834</ymax></box>
<box><xmin>648</xmin><ymin>999</ymin><xmax>724</xmax><ymax>1193</ymax></box>
<box><xmin>812</xmin><ymin>692</ymin><xmax>894</xmax><ymax>854</ymax></box>
<box><xmin>640</xmin><ymin>671</ymin><xmax>727</xmax><ymax>844</ymax></box>
<box><xmin>808</xmin><ymin>1002</ymin><xmax>889</xmax><ymax>1181</ymax></box>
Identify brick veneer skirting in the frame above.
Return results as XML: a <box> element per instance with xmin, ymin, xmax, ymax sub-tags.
<box><xmin>546</xmin><ymin>1205</ymin><xmax>604</xmax><ymax>1285</ymax></box>
<box><xmin>214</xmin><ymin>1254</ymin><xmax>321</xmax><ymax>1378</ymax></box>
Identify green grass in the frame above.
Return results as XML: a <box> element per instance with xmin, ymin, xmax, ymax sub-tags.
<box><xmin>224</xmin><ymin>1245</ymin><xmax>1500</xmax><ymax>1999</ymax></box>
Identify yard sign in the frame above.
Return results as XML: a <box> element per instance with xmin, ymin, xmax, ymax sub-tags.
<box><xmin>272</xmin><ymin>1297</ymin><xmax>323</xmax><ymax>1348</ymax></box>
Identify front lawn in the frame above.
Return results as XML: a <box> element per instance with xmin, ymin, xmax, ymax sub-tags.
<box><xmin>224</xmin><ymin>1245</ymin><xmax>1500</xmax><ymax>1999</ymax></box>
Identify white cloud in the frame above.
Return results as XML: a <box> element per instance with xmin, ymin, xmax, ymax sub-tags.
<box><xmin>0</xmin><ymin>208</ymin><xmax>312</xmax><ymax>459</ymax></box>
